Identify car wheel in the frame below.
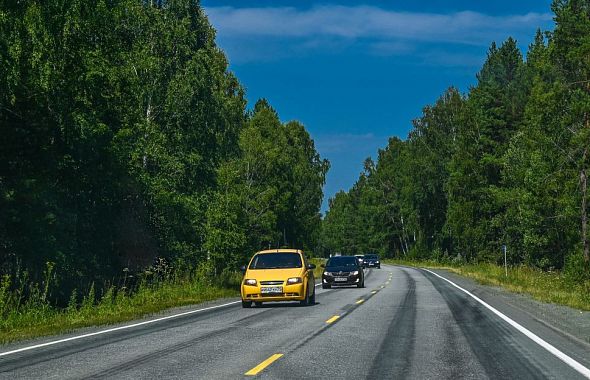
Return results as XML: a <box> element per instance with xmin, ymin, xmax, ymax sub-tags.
<box><xmin>242</xmin><ymin>300</ymin><xmax>252</xmax><ymax>308</ymax></box>
<box><xmin>254</xmin><ymin>301</ymin><xmax>263</xmax><ymax>307</ymax></box>
<box><xmin>300</xmin><ymin>288</ymin><xmax>310</xmax><ymax>306</ymax></box>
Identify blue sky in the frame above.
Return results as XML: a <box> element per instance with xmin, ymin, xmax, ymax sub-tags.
<box><xmin>201</xmin><ymin>1</ymin><xmax>555</xmax><ymax>213</ymax></box>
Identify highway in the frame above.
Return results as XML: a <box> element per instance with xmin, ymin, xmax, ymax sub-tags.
<box><xmin>1</xmin><ymin>265</ymin><xmax>589</xmax><ymax>379</ymax></box>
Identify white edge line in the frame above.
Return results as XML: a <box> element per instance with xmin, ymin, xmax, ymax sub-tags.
<box><xmin>1</xmin><ymin>283</ymin><xmax>324</xmax><ymax>358</ymax></box>
<box><xmin>0</xmin><ymin>300</ymin><xmax>241</xmax><ymax>358</ymax></box>
<box><xmin>423</xmin><ymin>268</ymin><xmax>590</xmax><ymax>379</ymax></box>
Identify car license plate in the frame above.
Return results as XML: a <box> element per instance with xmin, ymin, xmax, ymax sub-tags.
<box><xmin>261</xmin><ymin>286</ymin><xmax>282</xmax><ymax>294</ymax></box>
<box><xmin>335</xmin><ymin>277</ymin><xmax>348</xmax><ymax>282</ymax></box>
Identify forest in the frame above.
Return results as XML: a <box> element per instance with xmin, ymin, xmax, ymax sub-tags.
<box><xmin>2</xmin><ymin>0</ymin><xmax>590</xmax><ymax>313</ymax></box>
<box><xmin>320</xmin><ymin>0</ymin><xmax>590</xmax><ymax>280</ymax></box>
<box><xmin>0</xmin><ymin>0</ymin><xmax>328</xmax><ymax>304</ymax></box>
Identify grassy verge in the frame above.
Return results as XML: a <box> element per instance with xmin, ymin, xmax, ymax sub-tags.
<box><xmin>0</xmin><ymin>272</ymin><xmax>239</xmax><ymax>345</ymax></box>
<box><xmin>384</xmin><ymin>259</ymin><xmax>590</xmax><ymax>311</ymax></box>
<box><xmin>0</xmin><ymin>258</ymin><xmax>326</xmax><ymax>345</ymax></box>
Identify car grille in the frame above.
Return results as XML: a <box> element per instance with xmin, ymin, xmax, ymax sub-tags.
<box><xmin>260</xmin><ymin>280</ymin><xmax>284</xmax><ymax>285</ymax></box>
<box><xmin>332</xmin><ymin>272</ymin><xmax>350</xmax><ymax>276</ymax></box>
<box><xmin>260</xmin><ymin>292</ymin><xmax>299</xmax><ymax>297</ymax></box>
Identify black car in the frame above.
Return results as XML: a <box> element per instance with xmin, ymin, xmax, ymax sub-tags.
<box><xmin>321</xmin><ymin>256</ymin><xmax>364</xmax><ymax>289</ymax></box>
<box><xmin>363</xmin><ymin>254</ymin><xmax>380</xmax><ymax>269</ymax></box>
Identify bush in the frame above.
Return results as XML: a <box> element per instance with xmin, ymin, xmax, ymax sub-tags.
<box><xmin>564</xmin><ymin>251</ymin><xmax>590</xmax><ymax>284</ymax></box>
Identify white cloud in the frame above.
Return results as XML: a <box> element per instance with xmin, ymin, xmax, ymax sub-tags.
<box><xmin>205</xmin><ymin>5</ymin><xmax>552</xmax><ymax>46</ymax></box>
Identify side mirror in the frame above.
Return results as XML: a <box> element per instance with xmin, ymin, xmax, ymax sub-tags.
<box><xmin>307</xmin><ymin>264</ymin><xmax>316</xmax><ymax>270</ymax></box>
<box><xmin>320</xmin><ymin>264</ymin><xmax>325</xmax><ymax>268</ymax></box>
<box><xmin>240</xmin><ymin>265</ymin><xmax>247</xmax><ymax>273</ymax></box>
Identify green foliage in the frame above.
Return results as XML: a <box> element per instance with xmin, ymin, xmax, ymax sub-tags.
<box><xmin>0</xmin><ymin>265</ymin><xmax>239</xmax><ymax>344</ymax></box>
<box><xmin>1</xmin><ymin>0</ymin><xmax>327</xmax><ymax>318</ymax></box>
<box><xmin>205</xmin><ymin>100</ymin><xmax>328</xmax><ymax>271</ymax></box>
<box><xmin>321</xmin><ymin>1</ymin><xmax>590</xmax><ymax>280</ymax></box>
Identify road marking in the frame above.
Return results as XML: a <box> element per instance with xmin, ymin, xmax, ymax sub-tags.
<box><xmin>0</xmin><ymin>300</ymin><xmax>242</xmax><ymax>358</ymax></box>
<box><xmin>423</xmin><ymin>269</ymin><xmax>590</xmax><ymax>379</ymax></box>
<box><xmin>356</xmin><ymin>299</ymin><xmax>364</xmax><ymax>304</ymax></box>
<box><xmin>326</xmin><ymin>315</ymin><xmax>340</xmax><ymax>324</ymax></box>
<box><xmin>371</xmin><ymin>290</ymin><xmax>377</xmax><ymax>294</ymax></box>
<box><xmin>245</xmin><ymin>353</ymin><xmax>283</xmax><ymax>376</ymax></box>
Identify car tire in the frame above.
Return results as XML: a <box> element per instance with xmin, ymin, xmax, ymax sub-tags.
<box><xmin>309</xmin><ymin>289</ymin><xmax>316</xmax><ymax>305</ymax></box>
<box><xmin>322</xmin><ymin>284</ymin><xmax>331</xmax><ymax>289</ymax></box>
<box><xmin>300</xmin><ymin>288</ymin><xmax>310</xmax><ymax>306</ymax></box>
<box><xmin>254</xmin><ymin>301</ymin><xmax>263</xmax><ymax>307</ymax></box>
<box><xmin>242</xmin><ymin>300</ymin><xmax>252</xmax><ymax>308</ymax></box>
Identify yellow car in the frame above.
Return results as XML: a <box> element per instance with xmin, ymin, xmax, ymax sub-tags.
<box><xmin>240</xmin><ymin>249</ymin><xmax>316</xmax><ymax>308</ymax></box>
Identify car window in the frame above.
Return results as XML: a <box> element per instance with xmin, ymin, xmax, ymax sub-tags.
<box><xmin>249</xmin><ymin>253</ymin><xmax>302</xmax><ymax>269</ymax></box>
<box><xmin>326</xmin><ymin>257</ymin><xmax>358</xmax><ymax>267</ymax></box>
<box><xmin>365</xmin><ymin>255</ymin><xmax>378</xmax><ymax>259</ymax></box>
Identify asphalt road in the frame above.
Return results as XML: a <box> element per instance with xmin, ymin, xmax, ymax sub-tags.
<box><xmin>1</xmin><ymin>265</ymin><xmax>589</xmax><ymax>379</ymax></box>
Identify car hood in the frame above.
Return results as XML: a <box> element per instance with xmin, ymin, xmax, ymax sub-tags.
<box><xmin>244</xmin><ymin>267</ymin><xmax>304</xmax><ymax>281</ymax></box>
<box><xmin>325</xmin><ymin>266</ymin><xmax>359</xmax><ymax>273</ymax></box>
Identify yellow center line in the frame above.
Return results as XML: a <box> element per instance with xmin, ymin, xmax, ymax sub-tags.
<box><xmin>371</xmin><ymin>290</ymin><xmax>377</xmax><ymax>294</ymax></box>
<box><xmin>245</xmin><ymin>353</ymin><xmax>284</xmax><ymax>376</ymax></box>
<box><xmin>355</xmin><ymin>299</ymin><xmax>364</xmax><ymax>304</ymax></box>
<box><xmin>386</xmin><ymin>281</ymin><xmax>390</xmax><ymax>285</ymax></box>
<box><xmin>326</xmin><ymin>315</ymin><xmax>340</xmax><ymax>324</ymax></box>
<box><xmin>380</xmin><ymin>285</ymin><xmax>385</xmax><ymax>289</ymax></box>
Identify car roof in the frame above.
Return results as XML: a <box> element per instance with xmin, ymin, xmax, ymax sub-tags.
<box><xmin>255</xmin><ymin>249</ymin><xmax>303</xmax><ymax>254</ymax></box>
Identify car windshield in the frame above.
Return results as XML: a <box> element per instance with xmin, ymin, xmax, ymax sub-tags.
<box><xmin>249</xmin><ymin>253</ymin><xmax>302</xmax><ymax>269</ymax></box>
<box><xmin>365</xmin><ymin>255</ymin><xmax>378</xmax><ymax>260</ymax></box>
<box><xmin>326</xmin><ymin>257</ymin><xmax>358</xmax><ymax>267</ymax></box>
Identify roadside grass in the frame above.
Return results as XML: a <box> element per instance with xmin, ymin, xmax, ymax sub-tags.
<box><xmin>0</xmin><ymin>270</ymin><xmax>239</xmax><ymax>345</ymax></box>
<box><xmin>0</xmin><ymin>258</ymin><xmax>327</xmax><ymax>345</ymax></box>
<box><xmin>385</xmin><ymin>259</ymin><xmax>590</xmax><ymax>311</ymax></box>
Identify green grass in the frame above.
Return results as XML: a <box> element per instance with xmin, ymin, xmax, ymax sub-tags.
<box><xmin>385</xmin><ymin>259</ymin><xmax>590</xmax><ymax>311</ymax></box>
<box><xmin>0</xmin><ymin>271</ymin><xmax>239</xmax><ymax>345</ymax></box>
<box><xmin>0</xmin><ymin>258</ymin><xmax>327</xmax><ymax>345</ymax></box>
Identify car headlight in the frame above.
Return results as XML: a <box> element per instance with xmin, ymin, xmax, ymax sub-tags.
<box><xmin>287</xmin><ymin>277</ymin><xmax>302</xmax><ymax>284</ymax></box>
<box><xmin>351</xmin><ymin>271</ymin><xmax>359</xmax><ymax>276</ymax></box>
<box><xmin>323</xmin><ymin>271</ymin><xmax>332</xmax><ymax>276</ymax></box>
<box><xmin>376</xmin><ymin>261</ymin><xmax>380</xmax><ymax>263</ymax></box>
<box><xmin>244</xmin><ymin>279</ymin><xmax>257</xmax><ymax>286</ymax></box>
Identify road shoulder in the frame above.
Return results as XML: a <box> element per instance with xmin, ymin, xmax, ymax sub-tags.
<box><xmin>424</xmin><ymin>267</ymin><xmax>590</xmax><ymax>370</ymax></box>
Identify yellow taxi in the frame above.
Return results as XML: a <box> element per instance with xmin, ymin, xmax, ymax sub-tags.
<box><xmin>240</xmin><ymin>249</ymin><xmax>316</xmax><ymax>308</ymax></box>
